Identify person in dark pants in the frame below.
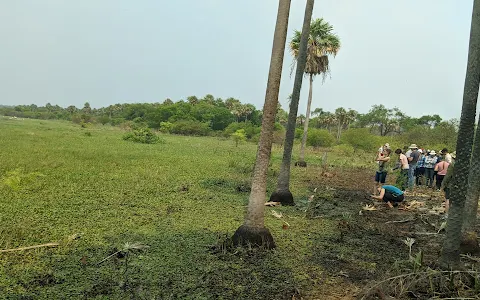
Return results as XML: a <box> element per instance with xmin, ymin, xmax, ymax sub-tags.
<box><xmin>424</xmin><ymin>150</ymin><xmax>438</xmax><ymax>188</ymax></box>
<box><xmin>415</xmin><ymin>150</ymin><xmax>426</xmax><ymax>186</ymax></box>
<box><xmin>435</xmin><ymin>159</ymin><xmax>450</xmax><ymax>191</ymax></box>
<box><xmin>371</xmin><ymin>185</ymin><xmax>405</xmax><ymax>208</ymax></box>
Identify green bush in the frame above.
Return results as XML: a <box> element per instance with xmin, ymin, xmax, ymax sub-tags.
<box><xmin>332</xmin><ymin>144</ymin><xmax>355</xmax><ymax>156</ymax></box>
<box><xmin>122</xmin><ymin>127</ymin><xmax>164</xmax><ymax>144</ymax></box>
<box><xmin>170</xmin><ymin>120</ymin><xmax>211</xmax><ymax>136</ymax></box>
<box><xmin>295</xmin><ymin>128</ymin><xmax>304</xmax><ymax>139</ymax></box>
<box><xmin>306</xmin><ymin>129</ymin><xmax>335</xmax><ymax>148</ymax></box>
<box><xmin>341</xmin><ymin>128</ymin><xmax>379</xmax><ymax>151</ymax></box>
<box><xmin>223</xmin><ymin>121</ymin><xmax>260</xmax><ymax>139</ymax></box>
<box><xmin>159</xmin><ymin>121</ymin><xmax>173</xmax><ymax>133</ymax></box>
<box><xmin>231</xmin><ymin>129</ymin><xmax>247</xmax><ymax>147</ymax></box>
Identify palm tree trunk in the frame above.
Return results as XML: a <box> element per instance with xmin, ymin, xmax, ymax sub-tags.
<box><xmin>336</xmin><ymin>122</ymin><xmax>342</xmax><ymax>142</ymax></box>
<box><xmin>232</xmin><ymin>0</ymin><xmax>291</xmax><ymax>248</ymax></box>
<box><xmin>441</xmin><ymin>0</ymin><xmax>480</xmax><ymax>269</ymax></box>
<box><xmin>463</xmin><ymin>122</ymin><xmax>480</xmax><ymax>232</ymax></box>
<box><xmin>271</xmin><ymin>0</ymin><xmax>314</xmax><ymax>205</ymax></box>
<box><xmin>298</xmin><ymin>74</ymin><xmax>313</xmax><ymax>164</ymax></box>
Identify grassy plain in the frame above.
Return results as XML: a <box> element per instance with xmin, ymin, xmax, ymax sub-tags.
<box><xmin>1</xmin><ymin>117</ymin><xmax>449</xmax><ymax>299</ymax></box>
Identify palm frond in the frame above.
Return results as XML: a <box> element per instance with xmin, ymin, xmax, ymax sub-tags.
<box><xmin>289</xmin><ymin>18</ymin><xmax>341</xmax><ymax>78</ymax></box>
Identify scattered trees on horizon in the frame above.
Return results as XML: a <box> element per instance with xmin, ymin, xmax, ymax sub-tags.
<box><xmin>0</xmin><ymin>99</ymin><xmax>457</xmax><ymax>150</ymax></box>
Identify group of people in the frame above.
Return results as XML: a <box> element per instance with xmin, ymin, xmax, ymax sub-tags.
<box><xmin>371</xmin><ymin>143</ymin><xmax>455</xmax><ymax>211</ymax></box>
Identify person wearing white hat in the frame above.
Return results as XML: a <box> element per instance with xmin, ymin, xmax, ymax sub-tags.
<box><xmin>424</xmin><ymin>150</ymin><xmax>438</xmax><ymax>188</ymax></box>
<box><xmin>406</xmin><ymin>144</ymin><xmax>420</xmax><ymax>191</ymax></box>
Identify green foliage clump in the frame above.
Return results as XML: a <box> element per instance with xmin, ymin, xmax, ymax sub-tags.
<box><xmin>231</xmin><ymin>129</ymin><xmax>247</xmax><ymax>147</ymax></box>
<box><xmin>159</xmin><ymin>121</ymin><xmax>173</xmax><ymax>133</ymax></box>
<box><xmin>295</xmin><ymin>128</ymin><xmax>303</xmax><ymax>139</ymax></box>
<box><xmin>306</xmin><ymin>129</ymin><xmax>335</xmax><ymax>148</ymax></box>
<box><xmin>223</xmin><ymin>121</ymin><xmax>260</xmax><ymax>139</ymax></box>
<box><xmin>341</xmin><ymin>128</ymin><xmax>379</xmax><ymax>151</ymax></box>
<box><xmin>122</xmin><ymin>127</ymin><xmax>164</xmax><ymax>144</ymax></box>
<box><xmin>170</xmin><ymin>120</ymin><xmax>212</xmax><ymax>136</ymax></box>
<box><xmin>332</xmin><ymin>144</ymin><xmax>355</xmax><ymax>156</ymax></box>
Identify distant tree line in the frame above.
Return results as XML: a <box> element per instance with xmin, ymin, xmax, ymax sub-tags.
<box><xmin>0</xmin><ymin>97</ymin><xmax>457</xmax><ymax>149</ymax></box>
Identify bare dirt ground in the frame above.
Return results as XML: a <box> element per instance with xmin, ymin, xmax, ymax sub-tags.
<box><xmin>302</xmin><ymin>167</ymin><xmax>480</xmax><ymax>299</ymax></box>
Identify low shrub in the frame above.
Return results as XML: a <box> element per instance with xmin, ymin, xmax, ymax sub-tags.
<box><xmin>307</xmin><ymin>129</ymin><xmax>335</xmax><ymax>148</ymax></box>
<box><xmin>231</xmin><ymin>129</ymin><xmax>247</xmax><ymax>147</ymax></box>
<box><xmin>122</xmin><ymin>127</ymin><xmax>164</xmax><ymax>144</ymax></box>
<box><xmin>170</xmin><ymin>120</ymin><xmax>211</xmax><ymax>136</ymax></box>
<box><xmin>223</xmin><ymin>122</ymin><xmax>260</xmax><ymax>139</ymax></box>
<box><xmin>159</xmin><ymin>121</ymin><xmax>173</xmax><ymax>133</ymax></box>
<box><xmin>341</xmin><ymin>128</ymin><xmax>379</xmax><ymax>151</ymax></box>
<box><xmin>332</xmin><ymin>144</ymin><xmax>355</xmax><ymax>156</ymax></box>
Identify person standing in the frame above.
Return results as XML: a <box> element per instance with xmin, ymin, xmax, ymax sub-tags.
<box><xmin>375</xmin><ymin>143</ymin><xmax>390</xmax><ymax>164</ymax></box>
<box><xmin>394</xmin><ymin>148</ymin><xmax>409</xmax><ymax>191</ymax></box>
<box><xmin>374</xmin><ymin>148</ymin><xmax>391</xmax><ymax>195</ymax></box>
<box><xmin>441</xmin><ymin>162</ymin><xmax>455</xmax><ymax>214</ymax></box>
<box><xmin>406</xmin><ymin>144</ymin><xmax>420</xmax><ymax>191</ymax></box>
<box><xmin>441</xmin><ymin>148</ymin><xmax>453</xmax><ymax>164</ymax></box>
<box><xmin>435</xmin><ymin>159</ymin><xmax>450</xmax><ymax>191</ymax></box>
<box><xmin>415</xmin><ymin>150</ymin><xmax>426</xmax><ymax>186</ymax></box>
<box><xmin>424</xmin><ymin>150</ymin><xmax>438</xmax><ymax>188</ymax></box>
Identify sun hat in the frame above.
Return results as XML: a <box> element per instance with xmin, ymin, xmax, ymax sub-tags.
<box><xmin>408</xmin><ymin>144</ymin><xmax>418</xmax><ymax>149</ymax></box>
<box><xmin>429</xmin><ymin>150</ymin><xmax>436</xmax><ymax>155</ymax></box>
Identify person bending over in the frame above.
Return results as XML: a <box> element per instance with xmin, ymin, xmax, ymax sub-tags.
<box><xmin>371</xmin><ymin>185</ymin><xmax>405</xmax><ymax>208</ymax></box>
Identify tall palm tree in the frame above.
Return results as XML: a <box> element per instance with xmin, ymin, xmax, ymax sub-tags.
<box><xmin>269</xmin><ymin>0</ymin><xmax>314</xmax><ymax>206</ymax></box>
<box><xmin>292</xmin><ymin>18</ymin><xmax>340</xmax><ymax>167</ymax></box>
<box><xmin>440</xmin><ymin>0</ymin><xmax>480</xmax><ymax>269</ymax></box>
<box><xmin>232</xmin><ymin>0</ymin><xmax>291</xmax><ymax>248</ymax></box>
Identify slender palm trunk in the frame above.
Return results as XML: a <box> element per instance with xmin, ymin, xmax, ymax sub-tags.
<box><xmin>463</xmin><ymin>123</ymin><xmax>480</xmax><ymax>231</ymax></box>
<box><xmin>271</xmin><ymin>0</ymin><xmax>314</xmax><ymax>205</ymax></box>
<box><xmin>336</xmin><ymin>122</ymin><xmax>342</xmax><ymax>141</ymax></box>
<box><xmin>233</xmin><ymin>0</ymin><xmax>291</xmax><ymax>248</ymax></box>
<box><xmin>298</xmin><ymin>74</ymin><xmax>313</xmax><ymax>163</ymax></box>
<box><xmin>441</xmin><ymin>0</ymin><xmax>480</xmax><ymax>268</ymax></box>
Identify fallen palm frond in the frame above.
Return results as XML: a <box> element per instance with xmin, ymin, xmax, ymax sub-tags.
<box><xmin>362</xmin><ymin>204</ymin><xmax>377</xmax><ymax>211</ymax></box>
<box><xmin>264</xmin><ymin>201</ymin><xmax>281</xmax><ymax>207</ymax></box>
<box><xmin>97</xmin><ymin>242</ymin><xmax>149</xmax><ymax>265</ymax></box>
<box><xmin>401</xmin><ymin>200</ymin><xmax>426</xmax><ymax>211</ymax></box>
<box><xmin>0</xmin><ymin>243</ymin><xmax>59</xmax><ymax>253</ymax></box>
<box><xmin>271</xmin><ymin>210</ymin><xmax>282</xmax><ymax>219</ymax></box>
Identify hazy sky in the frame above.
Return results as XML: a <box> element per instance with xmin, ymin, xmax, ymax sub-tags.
<box><xmin>0</xmin><ymin>1</ymin><xmax>474</xmax><ymax>120</ymax></box>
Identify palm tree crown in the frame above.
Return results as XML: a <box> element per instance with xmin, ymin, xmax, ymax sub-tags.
<box><xmin>290</xmin><ymin>18</ymin><xmax>340</xmax><ymax>79</ymax></box>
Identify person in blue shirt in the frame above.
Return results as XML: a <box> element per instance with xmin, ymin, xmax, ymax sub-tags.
<box><xmin>371</xmin><ymin>185</ymin><xmax>405</xmax><ymax>208</ymax></box>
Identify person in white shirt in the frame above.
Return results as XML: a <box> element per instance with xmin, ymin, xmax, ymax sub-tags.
<box><xmin>441</xmin><ymin>148</ymin><xmax>453</xmax><ymax>164</ymax></box>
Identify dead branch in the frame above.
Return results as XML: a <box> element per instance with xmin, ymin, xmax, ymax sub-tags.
<box><xmin>385</xmin><ymin>218</ymin><xmax>415</xmax><ymax>224</ymax></box>
<box><xmin>0</xmin><ymin>243</ymin><xmax>59</xmax><ymax>253</ymax></box>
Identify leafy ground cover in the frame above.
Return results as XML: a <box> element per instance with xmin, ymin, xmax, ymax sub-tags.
<box><xmin>0</xmin><ymin>118</ymin><xmax>478</xmax><ymax>299</ymax></box>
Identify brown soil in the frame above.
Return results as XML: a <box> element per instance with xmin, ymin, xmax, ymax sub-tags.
<box><xmin>303</xmin><ymin>166</ymin><xmax>480</xmax><ymax>299</ymax></box>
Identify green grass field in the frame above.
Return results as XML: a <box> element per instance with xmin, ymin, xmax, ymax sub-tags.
<box><xmin>0</xmin><ymin>117</ymin><xmax>379</xmax><ymax>299</ymax></box>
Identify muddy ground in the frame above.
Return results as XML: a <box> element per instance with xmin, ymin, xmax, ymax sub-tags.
<box><xmin>302</xmin><ymin>167</ymin><xmax>480</xmax><ymax>299</ymax></box>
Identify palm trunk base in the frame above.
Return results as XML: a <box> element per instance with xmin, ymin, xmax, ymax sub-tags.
<box><xmin>270</xmin><ymin>190</ymin><xmax>295</xmax><ymax>206</ymax></box>
<box><xmin>232</xmin><ymin>225</ymin><xmax>276</xmax><ymax>249</ymax></box>
<box><xmin>295</xmin><ymin>161</ymin><xmax>307</xmax><ymax>167</ymax></box>
<box><xmin>460</xmin><ymin>231</ymin><xmax>480</xmax><ymax>255</ymax></box>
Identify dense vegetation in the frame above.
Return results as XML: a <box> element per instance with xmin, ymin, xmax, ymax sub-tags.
<box><xmin>0</xmin><ymin>98</ymin><xmax>458</xmax><ymax>151</ymax></box>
